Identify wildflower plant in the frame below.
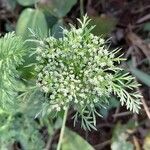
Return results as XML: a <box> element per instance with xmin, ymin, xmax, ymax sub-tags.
<box><xmin>0</xmin><ymin>32</ymin><xmax>45</xmax><ymax>150</ymax></box>
<box><xmin>35</xmin><ymin>15</ymin><xmax>141</xmax><ymax>130</ymax></box>
<box><xmin>0</xmin><ymin>15</ymin><xmax>142</xmax><ymax>150</ymax></box>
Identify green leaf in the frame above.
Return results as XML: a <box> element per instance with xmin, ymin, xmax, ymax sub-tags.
<box><xmin>16</xmin><ymin>0</ymin><xmax>39</xmax><ymax>6</ymax></box>
<box><xmin>100</xmin><ymin>97</ymin><xmax>119</xmax><ymax>118</ymax></box>
<box><xmin>38</xmin><ymin>0</ymin><xmax>77</xmax><ymax>18</ymax></box>
<box><xmin>16</xmin><ymin>8</ymin><xmax>48</xmax><ymax>80</ymax></box>
<box><xmin>130</xmin><ymin>67</ymin><xmax>150</xmax><ymax>86</ymax></box>
<box><xmin>52</xmin><ymin>19</ymin><xmax>64</xmax><ymax>38</ymax></box>
<box><xmin>89</xmin><ymin>16</ymin><xmax>117</xmax><ymax>36</ymax></box>
<box><xmin>143</xmin><ymin>23</ymin><xmax>150</xmax><ymax>32</ymax></box>
<box><xmin>16</xmin><ymin>8</ymin><xmax>48</xmax><ymax>39</ymax></box>
<box><xmin>45</xmin><ymin>14</ymin><xmax>58</xmax><ymax>28</ymax></box>
<box><xmin>62</xmin><ymin>128</ymin><xmax>94</xmax><ymax>150</ymax></box>
<box><xmin>111</xmin><ymin>122</ymin><xmax>135</xmax><ymax>150</ymax></box>
<box><xmin>7</xmin><ymin>0</ymin><xmax>17</xmax><ymax>10</ymax></box>
<box><xmin>112</xmin><ymin>141</ymin><xmax>133</xmax><ymax>150</ymax></box>
<box><xmin>0</xmin><ymin>112</ymin><xmax>45</xmax><ymax>150</ymax></box>
<box><xmin>143</xmin><ymin>132</ymin><xmax>150</xmax><ymax>150</ymax></box>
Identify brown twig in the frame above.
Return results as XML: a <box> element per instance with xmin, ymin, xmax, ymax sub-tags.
<box><xmin>133</xmin><ymin>5</ymin><xmax>150</xmax><ymax>14</ymax></box>
<box><xmin>113</xmin><ymin>106</ymin><xmax>120</xmax><ymax>122</ymax></box>
<box><xmin>130</xmin><ymin>48</ymin><xmax>150</xmax><ymax>120</ymax></box>
<box><xmin>139</xmin><ymin>89</ymin><xmax>150</xmax><ymax>119</ymax></box>
<box><xmin>45</xmin><ymin>136</ymin><xmax>53</xmax><ymax>150</ymax></box>
<box><xmin>133</xmin><ymin>136</ymin><xmax>141</xmax><ymax>150</ymax></box>
<box><xmin>126</xmin><ymin>31</ymin><xmax>150</xmax><ymax>58</ymax></box>
<box><xmin>112</xmin><ymin>111</ymin><xmax>132</xmax><ymax>118</ymax></box>
<box><xmin>94</xmin><ymin>140</ymin><xmax>111</xmax><ymax>150</ymax></box>
<box><xmin>45</xmin><ymin>131</ymin><xmax>57</xmax><ymax>150</ymax></box>
<box><xmin>136</xmin><ymin>14</ymin><xmax>150</xmax><ymax>24</ymax></box>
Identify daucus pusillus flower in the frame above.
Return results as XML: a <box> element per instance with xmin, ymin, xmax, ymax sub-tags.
<box><xmin>35</xmin><ymin>15</ymin><xmax>141</xmax><ymax>130</ymax></box>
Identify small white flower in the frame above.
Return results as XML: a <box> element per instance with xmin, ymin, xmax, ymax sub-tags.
<box><xmin>36</xmin><ymin>82</ymin><xmax>41</xmax><ymax>87</ymax></box>
<box><xmin>74</xmin><ymin>98</ymin><xmax>78</xmax><ymax>103</ymax></box>
<box><xmin>99</xmin><ymin>38</ymin><xmax>105</xmax><ymax>44</ymax></box>
<box><xmin>63</xmin><ymin>106</ymin><xmax>67</xmax><ymax>110</ymax></box>
<box><xmin>71</xmin><ymin>44</ymin><xmax>76</xmax><ymax>49</ymax></box>
<box><xmin>36</xmin><ymin>47</ymin><xmax>42</xmax><ymax>53</ymax></box>
<box><xmin>80</xmin><ymin>100</ymin><xmax>84</xmax><ymax>105</ymax></box>
<box><xmin>36</xmin><ymin>56</ymin><xmax>41</xmax><ymax>61</ymax></box>
<box><xmin>56</xmin><ymin>107</ymin><xmax>61</xmax><ymax>111</ymax></box>
<box><xmin>98</xmin><ymin>76</ymin><xmax>104</xmax><ymax>82</ymax></box>
<box><xmin>76</xmin><ymin>28</ymin><xmax>82</xmax><ymax>34</ymax></box>
<box><xmin>93</xmin><ymin>98</ymin><xmax>98</xmax><ymax>103</ymax></box>
<box><xmin>103</xmin><ymin>49</ymin><xmax>109</xmax><ymax>55</ymax></box>
<box><xmin>38</xmin><ymin>73</ymin><xmax>43</xmax><ymax>78</ymax></box>
<box><xmin>42</xmin><ymin>86</ymin><xmax>49</xmax><ymax>93</ymax></box>
<box><xmin>50</xmin><ymin>95</ymin><xmax>55</xmax><ymax>99</ymax></box>
<box><xmin>63</xmin><ymin>29</ymin><xmax>68</xmax><ymax>34</ymax></box>
<box><xmin>39</xmin><ymin>40</ymin><xmax>44</xmax><ymax>45</ymax></box>
<box><xmin>90</xmin><ymin>103</ymin><xmax>94</xmax><ymax>108</ymax></box>
<box><xmin>93</xmin><ymin>39</ymin><xmax>98</xmax><ymax>44</ymax></box>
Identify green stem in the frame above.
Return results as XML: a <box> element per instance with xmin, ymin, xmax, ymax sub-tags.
<box><xmin>80</xmin><ymin>0</ymin><xmax>84</xmax><ymax>17</ymax></box>
<box><xmin>56</xmin><ymin>107</ymin><xmax>69</xmax><ymax>150</ymax></box>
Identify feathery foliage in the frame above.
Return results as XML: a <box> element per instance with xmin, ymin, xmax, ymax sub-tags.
<box><xmin>0</xmin><ymin>32</ymin><xmax>27</xmax><ymax>109</ymax></box>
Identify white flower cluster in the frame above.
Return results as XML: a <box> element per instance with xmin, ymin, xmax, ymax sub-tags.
<box><xmin>35</xmin><ymin>25</ymin><xmax>117</xmax><ymax>113</ymax></box>
<box><xmin>35</xmin><ymin>17</ymin><xmax>141</xmax><ymax>115</ymax></box>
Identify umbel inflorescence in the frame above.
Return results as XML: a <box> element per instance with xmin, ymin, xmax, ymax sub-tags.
<box><xmin>35</xmin><ymin>15</ymin><xmax>141</xmax><ymax>129</ymax></box>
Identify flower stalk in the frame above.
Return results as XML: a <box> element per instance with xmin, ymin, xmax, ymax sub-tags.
<box><xmin>57</xmin><ymin>106</ymin><xmax>69</xmax><ymax>150</ymax></box>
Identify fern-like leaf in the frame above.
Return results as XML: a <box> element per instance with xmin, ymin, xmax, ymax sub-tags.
<box><xmin>0</xmin><ymin>32</ymin><xmax>27</xmax><ymax>109</ymax></box>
